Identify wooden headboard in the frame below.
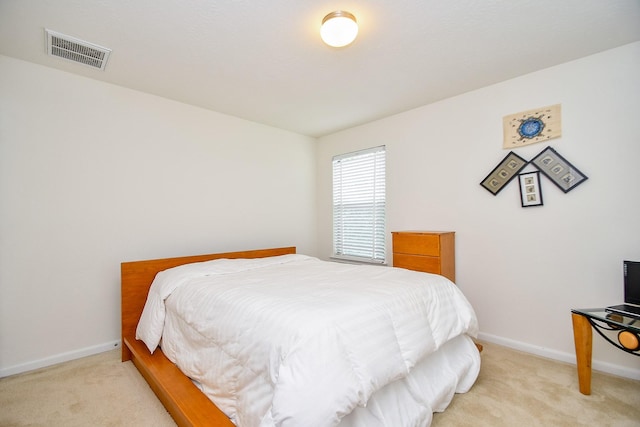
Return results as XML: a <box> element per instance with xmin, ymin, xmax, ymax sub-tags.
<box><xmin>121</xmin><ymin>246</ymin><xmax>296</xmax><ymax>360</ymax></box>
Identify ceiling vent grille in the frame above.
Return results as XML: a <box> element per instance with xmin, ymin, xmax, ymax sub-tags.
<box><xmin>45</xmin><ymin>29</ymin><xmax>111</xmax><ymax>71</ymax></box>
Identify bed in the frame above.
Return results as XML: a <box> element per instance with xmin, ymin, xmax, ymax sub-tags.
<box><xmin>121</xmin><ymin>247</ymin><xmax>480</xmax><ymax>427</ymax></box>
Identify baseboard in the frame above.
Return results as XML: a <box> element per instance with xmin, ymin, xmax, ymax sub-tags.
<box><xmin>0</xmin><ymin>340</ymin><xmax>120</xmax><ymax>378</ymax></box>
<box><xmin>477</xmin><ymin>332</ymin><xmax>640</xmax><ymax>381</ymax></box>
<box><xmin>4</xmin><ymin>334</ymin><xmax>639</xmax><ymax>381</ymax></box>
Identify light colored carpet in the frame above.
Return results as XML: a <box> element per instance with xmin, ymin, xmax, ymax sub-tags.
<box><xmin>432</xmin><ymin>343</ymin><xmax>640</xmax><ymax>427</ymax></box>
<box><xmin>1</xmin><ymin>342</ymin><xmax>638</xmax><ymax>426</ymax></box>
<box><xmin>0</xmin><ymin>349</ymin><xmax>175</xmax><ymax>427</ymax></box>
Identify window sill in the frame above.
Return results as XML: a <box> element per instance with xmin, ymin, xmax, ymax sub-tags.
<box><xmin>330</xmin><ymin>256</ymin><xmax>387</xmax><ymax>266</ymax></box>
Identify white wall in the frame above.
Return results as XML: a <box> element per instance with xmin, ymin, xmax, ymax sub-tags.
<box><xmin>0</xmin><ymin>55</ymin><xmax>317</xmax><ymax>375</ymax></box>
<box><xmin>3</xmin><ymin>42</ymin><xmax>640</xmax><ymax>379</ymax></box>
<box><xmin>317</xmin><ymin>42</ymin><xmax>640</xmax><ymax>378</ymax></box>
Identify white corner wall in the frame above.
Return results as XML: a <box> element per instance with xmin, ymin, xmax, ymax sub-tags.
<box><xmin>317</xmin><ymin>42</ymin><xmax>640</xmax><ymax>378</ymax></box>
<box><xmin>0</xmin><ymin>55</ymin><xmax>317</xmax><ymax>375</ymax></box>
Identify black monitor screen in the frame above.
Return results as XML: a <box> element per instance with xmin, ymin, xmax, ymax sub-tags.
<box><xmin>624</xmin><ymin>260</ymin><xmax>640</xmax><ymax>305</ymax></box>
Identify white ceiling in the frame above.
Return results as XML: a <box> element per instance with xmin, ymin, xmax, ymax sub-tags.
<box><xmin>1</xmin><ymin>0</ymin><xmax>639</xmax><ymax>137</ymax></box>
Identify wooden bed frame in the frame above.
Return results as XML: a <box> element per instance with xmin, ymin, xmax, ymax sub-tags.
<box><xmin>121</xmin><ymin>246</ymin><xmax>297</xmax><ymax>427</ymax></box>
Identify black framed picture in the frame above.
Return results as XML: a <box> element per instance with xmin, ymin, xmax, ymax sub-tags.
<box><xmin>518</xmin><ymin>171</ymin><xmax>543</xmax><ymax>207</ymax></box>
<box><xmin>480</xmin><ymin>151</ymin><xmax>528</xmax><ymax>195</ymax></box>
<box><xmin>530</xmin><ymin>147</ymin><xmax>588</xmax><ymax>193</ymax></box>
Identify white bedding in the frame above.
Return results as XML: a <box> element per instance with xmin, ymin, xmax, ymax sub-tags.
<box><xmin>137</xmin><ymin>254</ymin><xmax>480</xmax><ymax>427</ymax></box>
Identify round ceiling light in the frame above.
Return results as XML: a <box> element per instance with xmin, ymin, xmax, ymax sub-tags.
<box><xmin>320</xmin><ymin>11</ymin><xmax>358</xmax><ymax>47</ymax></box>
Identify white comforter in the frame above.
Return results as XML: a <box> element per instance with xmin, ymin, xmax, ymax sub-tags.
<box><xmin>137</xmin><ymin>254</ymin><xmax>479</xmax><ymax>427</ymax></box>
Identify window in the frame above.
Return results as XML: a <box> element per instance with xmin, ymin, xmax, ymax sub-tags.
<box><xmin>332</xmin><ymin>146</ymin><xmax>386</xmax><ymax>263</ymax></box>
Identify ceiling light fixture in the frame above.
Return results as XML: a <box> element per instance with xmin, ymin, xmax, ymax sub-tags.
<box><xmin>320</xmin><ymin>11</ymin><xmax>358</xmax><ymax>47</ymax></box>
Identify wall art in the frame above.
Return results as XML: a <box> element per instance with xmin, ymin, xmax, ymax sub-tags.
<box><xmin>503</xmin><ymin>104</ymin><xmax>561</xmax><ymax>149</ymax></box>
<box><xmin>480</xmin><ymin>151</ymin><xmax>528</xmax><ymax>195</ymax></box>
<box><xmin>518</xmin><ymin>171</ymin><xmax>543</xmax><ymax>207</ymax></box>
<box><xmin>530</xmin><ymin>146</ymin><xmax>588</xmax><ymax>193</ymax></box>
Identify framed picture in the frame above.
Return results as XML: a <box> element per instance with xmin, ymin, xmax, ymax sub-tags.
<box><xmin>480</xmin><ymin>151</ymin><xmax>528</xmax><ymax>195</ymax></box>
<box><xmin>518</xmin><ymin>171</ymin><xmax>543</xmax><ymax>207</ymax></box>
<box><xmin>530</xmin><ymin>147</ymin><xmax>588</xmax><ymax>193</ymax></box>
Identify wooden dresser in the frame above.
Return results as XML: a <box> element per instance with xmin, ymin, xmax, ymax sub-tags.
<box><xmin>391</xmin><ymin>231</ymin><xmax>455</xmax><ymax>282</ymax></box>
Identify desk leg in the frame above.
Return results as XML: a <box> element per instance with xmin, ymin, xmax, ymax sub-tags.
<box><xmin>571</xmin><ymin>312</ymin><xmax>592</xmax><ymax>395</ymax></box>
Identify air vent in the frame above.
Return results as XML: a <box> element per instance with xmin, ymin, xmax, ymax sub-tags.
<box><xmin>45</xmin><ymin>29</ymin><xmax>111</xmax><ymax>71</ymax></box>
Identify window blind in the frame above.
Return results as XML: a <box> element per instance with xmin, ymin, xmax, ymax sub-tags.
<box><xmin>332</xmin><ymin>146</ymin><xmax>386</xmax><ymax>263</ymax></box>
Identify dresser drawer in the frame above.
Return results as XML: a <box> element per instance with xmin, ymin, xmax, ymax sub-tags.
<box><xmin>393</xmin><ymin>253</ymin><xmax>442</xmax><ymax>274</ymax></box>
<box><xmin>392</xmin><ymin>232</ymin><xmax>441</xmax><ymax>256</ymax></box>
<box><xmin>391</xmin><ymin>231</ymin><xmax>455</xmax><ymax>282</ymax></box>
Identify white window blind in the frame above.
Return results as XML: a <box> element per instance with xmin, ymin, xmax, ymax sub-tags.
<box><xmin>332</xmin><ymin>146</ymin><xmax>386</xmax><ymax>263</ymax></box>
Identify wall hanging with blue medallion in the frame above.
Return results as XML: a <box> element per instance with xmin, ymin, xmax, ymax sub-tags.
<box><xmin>503</xmin><ymin>104</ymin><xmax>562</xmax><ymax>149</ymax></box>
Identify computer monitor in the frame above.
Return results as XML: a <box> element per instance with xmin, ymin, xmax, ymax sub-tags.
<box><xmin>624</xmin><ymin>260</ymin><xmax>640</xmax><ymax>305</ymax></box>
